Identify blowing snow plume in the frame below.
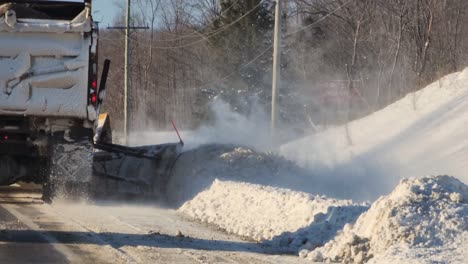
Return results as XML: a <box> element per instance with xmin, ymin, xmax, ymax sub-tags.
<box><xmin>125</xmin><ymin>98</ymin><xmax>329</xmax><ymax>206</ymax></box>
<box><xmin>128</xmin><ymin>98</ymin><xmax>273</xmax><ymax>151</ymax></box>
<box><xmin>281</xmin><ymin>68</ymin><xmax>468</xmax><ymax>201</ymax></box>
<box><xmin>188</xmin><ymin>98</ymin><xmax>273</xmax><ymax>151</ymax></box>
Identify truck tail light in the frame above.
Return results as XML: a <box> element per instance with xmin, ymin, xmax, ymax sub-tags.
<box><xmin>91</xmin><ymin>93</ymin><xmax>97</xmax><ymax>104</ymax></box>
<box><xmin>89</xmin><ymin>76</ymin><xmax>98</xmax><ymax>106</ymax></box>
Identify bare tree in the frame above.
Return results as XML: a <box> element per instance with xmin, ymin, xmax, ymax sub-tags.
<box><xmin>98</xmin><ymin>0</ymin><xmax>468</xmax><ymax>135</ymax></box>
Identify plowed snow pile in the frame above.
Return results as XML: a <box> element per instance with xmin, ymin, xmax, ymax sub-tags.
<box><xmin>169</xmin><ymin>145</ymin><xmax>367</xmax><ymax>251</ymax></box>
<box><xmin>305</xmin><ymin>175</ymin><xmax>468</xmax><ymax>263</ymax></box>
<box><xmin>167</xmin><ymin>68</ymin><xmax>468</xmax><ymax>262</ymax></box>
<box><xmin>166</xmin><ymin>144</ymin><xmax>314</xmax><ymax>206</ymax></box>
<box><xmin>180</xmin><ymin>180</ymin><xmax>367</xmax><ymax>244</ymax></box>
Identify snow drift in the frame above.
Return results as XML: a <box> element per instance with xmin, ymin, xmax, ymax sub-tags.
<box><xmin>169</xmin><ymin>144</ymin><xmax>367</xmax><ymax>253</ymax></box>
<box><xmin>166</xmin><ymin>144</ymin><xmax>315</xmax><ymax>206</ymax></box>
<box><xmin>305</xmin><ymin>175</ymin><xmax>468</xmax><ymax>263</ymax></box>
<box><xmin>179</xmin><ymin>180</ymin><xmax>366</xmax><ymax>243</ymax></box>
<box><xmin>147</xmin><ymin>68</ymin><xmax>468</xmax><ymax>263</ymax></box>
<box><xmin>281</xmin><ymin>68</ymin><xmax>468</xmax><ymax>201</ymax></box>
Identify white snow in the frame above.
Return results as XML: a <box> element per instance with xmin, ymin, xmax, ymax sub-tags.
<box><xmin>305</xmin><ymin>175</ymin><xmax>468</xmax><ymax>263</ymax></box>
<box><xmin>179</xmin><ymin>179</ymin><xmax>366</xmax><ymax>243</ymax></box>
<box><xmin>0</xmin><ymin>6</ymin><xmax>91</xmax><ymax>33</ymax></box>
<box><xmin>172</xmin><ymin>68</ymin><xmax>468</xmax><ymax>263</ymax></box>
<box><xmin>128</xmin><ymin>99</ymin><xmax>273</xmax><ymax>151</ymax></box>
<box><xmin>281</xmin><ymin>68</ymin><xmax>468</xmax><ymax>201</ymax></box>
<box><xmin>166</xmin><ymin>145</ymin><xmax>312</xmax><ymax>207</ymax></box>
<box><xmin>167</xmin><ymin>145</ymin><xmax>366</xmax><ymax>254</ymax></box>
<box><xmin>2</xmin><ymin>2</ymin><xmax>466</xmax><ymax>264</ymax></box>
<box><xmin>132</xmin><ymin>68</ymin><xmax>468</xmax><ymax>263</ymax></box>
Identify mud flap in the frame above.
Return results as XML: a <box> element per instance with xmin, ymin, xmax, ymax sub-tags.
<box><xmin>42</xmin><ymin>140</ymin><xmax>93</xmax><ymax>203</ymax></box>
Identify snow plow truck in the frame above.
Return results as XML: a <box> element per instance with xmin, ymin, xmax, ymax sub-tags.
<box><xmin>0</xmin><ymin>0</ymin><xmax>182</xmax><ymax>202</ymax></box>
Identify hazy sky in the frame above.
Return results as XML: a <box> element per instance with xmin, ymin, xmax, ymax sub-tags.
<box><xmin>92</xmin><ymin>0</ymin><xmax>120</xmax><ymax>27</ymax></box>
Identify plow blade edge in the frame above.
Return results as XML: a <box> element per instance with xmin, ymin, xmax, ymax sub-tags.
<box><xmin>92</xmin><ymin>142</ymin><xmax>183</xmax><ymax>200</ymax></box>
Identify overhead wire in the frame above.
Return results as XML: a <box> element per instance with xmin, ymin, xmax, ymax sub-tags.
<box><xmin>284</xmin><ymin>0</ymin><xmax>354</xmax><ymax>38</ymax></box>
<box><xmin>148</xmin><ymin>0</ymin><xmax>353</xmax><ymax>50</ymax></box>
<box><xmin>182</xmin><ymin>0</ymin><xmax>355</xmax><ymax>91</ymax></box>
<box><xmin>126</xmin><ymin>0</ymin><xmax>265</xmax><ymax>49</ymax></box>
<box><xmin>108</xmin><ymin>0</ymin><xmax>354</xmax><ymax>92</ymax></box>
<box><xmin>146</xmin><ymin>0</ymin><xmax>242</xmax><ymax>42</ymax></box>
<box><xmin>186</xmin><ymin>45</ymin><xmax>273</xmax><ymax>91</ymax></box>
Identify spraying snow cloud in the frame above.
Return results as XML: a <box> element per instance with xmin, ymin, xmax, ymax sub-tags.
<box><xmin>129</xmin><ymin>97</ymin><xmax>273</xmax><ymax>151</ymax></box>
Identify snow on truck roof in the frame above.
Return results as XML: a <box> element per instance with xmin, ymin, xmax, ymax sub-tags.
<box><xmin>0</xmin><ymin>1</ymin><xmax>91</xmax><ymax>32</ymax></box>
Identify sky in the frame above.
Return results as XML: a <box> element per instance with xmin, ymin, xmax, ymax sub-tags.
<box><xmin>92</xmin><ymin>0</ymin><xmax>120</xmax><ymax>27</ymax></box>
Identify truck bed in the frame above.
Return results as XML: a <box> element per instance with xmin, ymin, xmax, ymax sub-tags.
<box><xmin>0</xmin><ymin>3</ymin><xmax>93</xmax><ymax>119</ymax></box>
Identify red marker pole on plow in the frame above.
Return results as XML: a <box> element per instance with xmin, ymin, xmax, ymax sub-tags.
<box><xmin>171</xmin><ymin>120</ymin><xmax>184</xmax><ymax>146</ymax></box>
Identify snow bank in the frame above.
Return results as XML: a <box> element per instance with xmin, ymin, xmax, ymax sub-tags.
<box><xmin>171</xmin><ymin>144</ymin><xmax>367</xmax><ymax>252</ymax></box>
<box><xmin>281</xmin><ymin>68</ymin><xmax>468</xmax><ymax>200</ymax></box>
<box><xmin>179</xmin><ymin>179</ymin><xmax>366</xmax><ymax>245</ymax></box>
<box><xmin>304</xmin><ymin>175</ymin><xmax>468</xmax><ymax>263</ymax></box>
<box><xmin>369</xmin><ymin>232</ymin><xmax>468</xmax><ymax>264</ymax></box>
<box><xmin>268</xmin><ymin>204</ymin><xmax>367</xmax><ymax>252</ymax></box>
<box><xmin>166</xmin><ymin>144</ymin><xmax>313</xmax><ymax>206</ymax></box>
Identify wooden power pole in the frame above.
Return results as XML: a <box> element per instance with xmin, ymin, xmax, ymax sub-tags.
<box><xmin>124</xmin><ymin>0</ymin><xmax>131</xmax><ymax>144</ymax></box>
<box><xmin>107</xmin><ymin>0</ymin><xmax>148</xmax><ymax>145</ymax></box>
<box><xmin>271</xmin><ymin>0</ymin><xmax>282</xmax><ymax>142</ymax></box>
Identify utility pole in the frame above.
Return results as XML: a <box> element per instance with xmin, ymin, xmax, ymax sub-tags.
<box><xmin>124</xmin><ymin>0</ymin><xmax>131</xmax><ymax>144</ymax></box>
<box><xmin>107</xmin><ymin>1</ymin><xmax>148</xmax><ymax>145</ymax></box>
<box><xmin>271</xmin><ymin>0</ymin><xmax>282</xmax><ymax>142</ymax></box>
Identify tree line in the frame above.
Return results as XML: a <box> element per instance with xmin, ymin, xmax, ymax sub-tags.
<box><xmin>98</xmin><ymin>0</ymin><xmax>468</xmax><ymax>134</ymax></box>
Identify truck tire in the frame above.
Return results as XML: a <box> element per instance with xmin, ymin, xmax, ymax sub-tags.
<box><xmin>42</xmin><ymin>140</ymin><xmax>93</xmax><ymax>203</ymax></box>
<box><xmin>0</xmin><ymin>156</ymin><xmax>28</xmax><ymax>185</ymax></box>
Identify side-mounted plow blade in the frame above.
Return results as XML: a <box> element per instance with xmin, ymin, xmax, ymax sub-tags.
<box><xmin>91</xmin><ymin>114</ymin><xmax>183</xmax><ymax>200</ymax></box>
<box><xmin>86</xmin><ymin>60</ymin><xmax>184</xmax><ymax>201</ymax></box>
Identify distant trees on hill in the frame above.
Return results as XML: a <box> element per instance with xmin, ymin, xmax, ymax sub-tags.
<box><xmin>99</xmin><ymin>0</ymin><xmax>468</xmax><ymax>134</ymax></box>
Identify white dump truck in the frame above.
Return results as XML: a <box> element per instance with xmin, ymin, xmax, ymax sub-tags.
<box><xmin>0</xmin><ymin>0</ymin><xmax>182</xmax><ymax>202</ymax></box>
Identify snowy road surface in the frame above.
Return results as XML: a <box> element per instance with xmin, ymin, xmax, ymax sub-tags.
<box><xmin>0</xmin><ymin>185</ymin><xmax>309</xmax><ymax>264</ymax></box>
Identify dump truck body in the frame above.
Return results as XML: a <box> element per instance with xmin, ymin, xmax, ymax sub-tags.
<box><xmin>0</xmin><ymin>0</ymin><xmax>97</xmax><ymax>120</ymax></box>
<box><xmin>0</xmin><ymin>1</ymin><xmax>183</xmax><ymax>202</ymax></box>
<box><xmin>0</xmin><ymin>1</ymin><xmax>97</xmax><ymax>190</ymax></box>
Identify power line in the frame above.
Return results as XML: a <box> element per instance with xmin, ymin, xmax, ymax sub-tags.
<box><xmin>192</xmin><ymin>45</ymin><xmax>273</xmax><ymax>91</ymax></box>
<box><xmin>102</xmin><ymin>0</ymin><xmax>354</xmax><ymax>95</ymax></box>
<box><xmin>285</xmin><ymin>0</ymin><xmax>354</xmax><ymax>37</ymax></box>
<box><xmin>139</xmin><ymin>0</ymin><xmax>242</xmax><ymax>43</ymax></box>
<box><xmin>188</xmin><ymin>0</ymin><xmax>355</xmax><ymax>91</ymax></box>
<box><xmin>126</xmin><ymin>1</ymin><xmax>265</xmax><ymax>49</ymax></box>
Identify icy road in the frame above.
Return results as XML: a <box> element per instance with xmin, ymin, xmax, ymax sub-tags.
<box><xmin>0</xmin><ymin>185</ymin><xmax>308</xmax><ymax>264</ymax></box>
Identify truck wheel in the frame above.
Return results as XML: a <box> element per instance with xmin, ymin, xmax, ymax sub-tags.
<box><xmin>42</xmin><ymin>140</ymin><xmax>93</xmax><ymax>203</ymax></box>
<box><xmin>41</xmin><ymin>179</ymin><xmax>55</xmax><ymax>204</ymax></box>
<box><xmin>39</xmin><ymin>155</ymin><xmax>52</xmax><ymax>203</ymax></box>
